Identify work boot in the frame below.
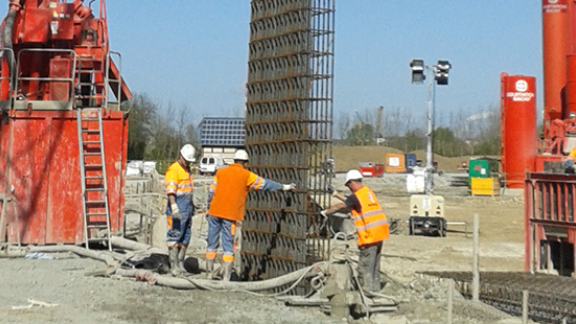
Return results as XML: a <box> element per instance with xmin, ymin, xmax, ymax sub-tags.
<box><xmin>206</xmin><ymin>259</ymin><xmax>215</xmax><ymax>280</ymax></box>
<box><xmin>178</xmin><ymin>245</ymin><xmax>188</xmax><ymax>272</ymax></box>
<box><xmin>222</xmin><ymin>261</ymin><xmax>232</xmax><ymax>282</ymax></box>
<box><xmin>169</xmin><ymin>247</ymin><xmax>181</xmax><ymax>276</ymax></box>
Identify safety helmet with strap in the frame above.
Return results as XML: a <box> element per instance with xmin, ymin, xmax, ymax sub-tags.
<box><xmin>234</xmin><ymin>149</ymin><xmax>249</xmax><ymax>161</ymax></box>
<box><xmin>180</xmin><ymin>144</ymin><xmax>196</xmax><ymax>162</ymax></box>
<box><xmin>345</xmin><ymin>169</ymin><xmax>363</xmax><ymax>185</ymax></box>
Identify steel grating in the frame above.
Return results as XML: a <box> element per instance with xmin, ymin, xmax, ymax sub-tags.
<box><xmin>242</xmin><ymin>0</ymin><xmax>335</xmax><ymax>295</ymax></box>
<box><xmin>422</xmin><ymin>271</ymin><xmax>576</xmax><ymax>323</ymax></box>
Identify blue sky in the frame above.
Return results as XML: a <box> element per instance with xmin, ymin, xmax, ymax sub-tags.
<box><xmin>2</xmin><ymin>1</ymin><xmax>543</xmax><ymax>127</ymax></box>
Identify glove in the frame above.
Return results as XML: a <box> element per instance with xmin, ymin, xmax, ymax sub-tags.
<box><xmin>564</xmin><ymin>159</ymin><xmax>575</xmax><ymax>169</ymax></box>
<box><xmin>282</xmin><ymin>183</ymin><xmax>297</xmax><ymax>191</ymax></box>
<box><xmin>171</xmin><ymin>203</ymin><xmax>182</xmax><ymax>220</ymax></box>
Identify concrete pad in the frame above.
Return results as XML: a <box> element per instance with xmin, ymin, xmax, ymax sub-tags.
<box><xmin>501</xmin><ymin>188</ymin><xmax>524</xmax><ymax>197</ymax></box>
<box><xmin>370</xmin><ymin>314</ymin><xmax>407</xmax><ymax>324</ymax></box>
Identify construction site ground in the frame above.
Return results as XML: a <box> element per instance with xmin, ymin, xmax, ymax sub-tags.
<box><xmin>0</xmin><ymin>173</ymin><xmax>528</xmax><ymax>324</ymax></box>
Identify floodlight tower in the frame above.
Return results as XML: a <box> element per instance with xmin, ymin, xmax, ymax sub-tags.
<box><xmin>407</xmin><ymin>59</ymin><xmax>451</xmax><ymax>237</ymax></box>
<box><xmin>410</xmin><ymin>59</ymin><xmax>452</xmax><ymax>195</ymax></box>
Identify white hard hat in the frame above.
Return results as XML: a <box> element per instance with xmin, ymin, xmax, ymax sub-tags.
<box><xmin>234</xmin><ymin>149</ymin><xmax>249</xmax><ymax>161</ymax></box>
<box><xmin>345</xmin><ymin>169</ymin><xmax>363</xmax><ymax>185</ymax></box>
<box><xmin>180</xmin><ymin>144</ymin><xmax>196</xmax><ymax>162</ymax></box>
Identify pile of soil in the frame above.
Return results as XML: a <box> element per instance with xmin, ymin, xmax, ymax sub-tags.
<box><xmin>333</xmin><ymin>146</ymin><xmax>495</xmax><ymax>173</ymax></box>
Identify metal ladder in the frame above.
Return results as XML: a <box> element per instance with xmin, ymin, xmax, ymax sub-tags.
<box><xmin>76</xmin><ymin>108</ymin><xmax>112</xmax><ymax>250</ymax></box>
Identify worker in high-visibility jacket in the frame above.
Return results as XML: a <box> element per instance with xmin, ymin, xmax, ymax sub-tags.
<box><xmin>564</xmin><ymin>147</ymin><xmax>576</xmax><ymax>173</ymax></box>
<box><xmin>206</xmin><ymin>149</ymin><xmax>296</xmax><ymax>281</ymax></box>
<box><xmin>322</xmin><ymin>169</ymin><xmax>390</xmax><ymax>293</ymax></box>
<box><xmin>165</xmin><ymin>144</ymin><xmax>196</xmax><ymax>275</ymax></box>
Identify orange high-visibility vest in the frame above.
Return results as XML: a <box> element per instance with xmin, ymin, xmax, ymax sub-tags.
<box><xmin>351</xmin><ymin>186</ymin><xmax>390</xmax><ymax>246</ymax></box>
<box><xmin>208</xmin><ymin>164</ymin><xmax>263</xmax><ymax>222</ymax></box>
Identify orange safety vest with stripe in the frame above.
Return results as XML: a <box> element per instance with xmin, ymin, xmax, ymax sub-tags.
<box><xmin>208</xmin><ymin>163</ymin><xmax>265</xmax><ymax>222</ymax></box>
<box><xmin>165</xmin><ymin>161</ymin><xmax>194</xmax><ymax>197</ymax></box>
<box><xmin>569</xmin><ymin>147</ymin><xmax>576</xmax><ymax>160</ymax></box>
<box><xmin>351</xmin><ymin>186</ymin><xmax>390</xmax><ymax>246</ymax></box>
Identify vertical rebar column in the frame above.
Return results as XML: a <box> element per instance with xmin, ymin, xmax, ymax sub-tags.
<box><xmin>243</xmin><ymin>0</ymin><xmax>335</xmax><ymax>295</ymax></box>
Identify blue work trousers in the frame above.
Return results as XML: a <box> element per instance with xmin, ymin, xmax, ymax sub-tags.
<box><xmin>166</xmin><ymin>195</ymin><xmax>193</xmax><ymax>247</ymax></box>
<box><xmin>206</xmin><ymin>215</ymin><xmax>234</xmax><ymax>259</ymax></box>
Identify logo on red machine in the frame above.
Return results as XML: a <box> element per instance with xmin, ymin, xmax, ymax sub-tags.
<box><xmin>515</xmin><ymin>80</ymin><xmax>528</xmax><ymax>92</ymax></box>
<box><xmin>506</xmin><ymin>79</ymin><xmax>534</xmax><ymax>102</ymax></box>
<box><xmin>543</xmin><ymin>0</ymin><xmax>567</xmax><ymax>13</ymax></box>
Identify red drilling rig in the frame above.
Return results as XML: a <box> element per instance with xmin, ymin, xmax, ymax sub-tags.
<box><xmin>521</xmin><ymin>0</ymin><xmax>576</xmax><ymax>278</ymax></box>
<box><xmin>0</xmin><ymin>0</ymin><xmax>131</xmax><ymax>248</ymax></box>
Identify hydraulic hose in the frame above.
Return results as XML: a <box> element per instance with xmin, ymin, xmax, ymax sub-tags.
<box><xmin>29</xmin><ymin>245</ymin><xmax>116</xmax><ymax>267</ymax></box>
<box><xmin>115</xmin><ymin>262</ymin><xmax>326</xmax><ymax>292</ymax></box>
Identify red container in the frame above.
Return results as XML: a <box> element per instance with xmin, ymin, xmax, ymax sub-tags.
<box><xmin>359</xmin><ymin>162</ymin><xmax>384</xmax><ymax>178</ymax></box>
<box><xmin>501</xmin><ymin>73</ymin><xmax>537</xmax><ymax>188</ymax></box>
<box><xmin>0</xmin><ymin>110</ymin><xmax>128</xmax><ymax>245</ymax></box>
<box><xmin>542</xmin><ymin>0</ymin><xmax>572</xmax><ymax>134</ymax></box>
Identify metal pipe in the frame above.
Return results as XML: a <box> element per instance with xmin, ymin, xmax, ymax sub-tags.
<box><xmin>3</xmin><ymin>8</ymin><xmax>16</xmax><ymax>92</ymax></box>
<box><xmin>522</xmin><ymin>290</ymin><xmax>529</xmax><ymax>324</ymax></box>
<box><xmin>447</xmin><ymin>279</ymin><xmax>454</xmax><ymax>324</ymax></box>
<box><xmin>425</xmin><ymin>70</ymin><xmax>437</xmax><ymax>195</ymax></box>
<box><xmin>472</xmin><ymin>213</ymin><xmax>480</xmax><ymax>301</ymax></box>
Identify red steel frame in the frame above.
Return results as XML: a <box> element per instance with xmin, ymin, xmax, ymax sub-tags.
<box><xmin>0</xmin><ymin>0</ymin><xmax>131</xmax><ymax>246</ymax></box>
<box><xmin>525</xmin><ymin>172</ymin><xmax>576</xmax><ymax>277</ymax></box>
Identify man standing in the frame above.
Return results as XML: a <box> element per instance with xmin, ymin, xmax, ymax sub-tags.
<box><xmin>206</xmin><ymin>149</ymin><xmax>296</xmax><ymax>281</ymax></box>
<box><xmin>165</xmin><ymin>144</ymin><xmax>196</xmax><ymax>275</ymax></box>
<box><xmin>322</xmin><ymin>169</ymin><xmax>390</xmax><ymax>293</ymax></box>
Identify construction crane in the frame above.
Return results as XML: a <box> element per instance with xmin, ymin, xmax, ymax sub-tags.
<box><xmin>0</xmin><ymin>0</ymin><xmax>131</xmax><ymax>249</ymax></box>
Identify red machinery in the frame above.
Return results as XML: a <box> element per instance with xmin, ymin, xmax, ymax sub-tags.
<box><xmin>523</xmin><ymin>0</ymin><xmax>576</xmax><ymax>277</ymax></box>
<box><xmin>0</xmin><ymin>0</ymin><xmax>131</xmax><ymax>247</ymax></box>
<box><xmin>525</xmin><ymin>173</ymin><xmax>576</xmax><ymax>277</ymax></box>
<box><xmin>541</xmin><ymin>0</ymin><xmax>576</xmax><ymax>155</ymax></box>
<box><xmin>500</xmin><ymin>73</ymin><xmax>537</xmax><ymax>188</ymax></box>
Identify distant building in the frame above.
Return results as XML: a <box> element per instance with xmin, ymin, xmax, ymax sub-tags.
<box><xmin>199</xmin><ymin>117</ymin><xmax>245</xmax><ymax>164</ymax></box>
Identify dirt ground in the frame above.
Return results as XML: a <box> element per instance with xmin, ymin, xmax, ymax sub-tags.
<box><xmin>0</xmin><ymin>175</ymin><xmax>527</xmax><ymax>324</ymax></box>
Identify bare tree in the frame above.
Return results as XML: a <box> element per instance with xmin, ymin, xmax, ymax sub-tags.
<box><xmin>337</xmin><ymin>111</ymin><xmax>350</xmax><ymax>141</ymax></box>
<box><xmin>176</xmin><ymin>104</ymin><xmax>191</xmax><ymax>149</ymax></box>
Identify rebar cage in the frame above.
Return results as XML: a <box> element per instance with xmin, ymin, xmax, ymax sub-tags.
<box><xmin>242</xmin><ymin>0</ymin><xmax>335</xmax><ymax>294</ymax></box>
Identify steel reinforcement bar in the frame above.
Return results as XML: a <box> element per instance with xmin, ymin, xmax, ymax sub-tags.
<box><xmin>422</xmin><ymin>271</ymin><xmax>576</xmax><ymax>323</ymax></box>
<box><xmin>243</xmin><ymin>0</ymin><xmax>335</xmax><ymax>295</ymax></box>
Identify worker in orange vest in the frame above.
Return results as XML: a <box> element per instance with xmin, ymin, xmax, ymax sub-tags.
<box><xmin>322</xmin><ymin>169</ymin><xmax>390</xmax><ymax>293</ymax></box>
<box><xmin>206</xmin><ymin>149</ymin><xmax>296</xmax><ymax>281</ymax></box>
<box><xmin>165</xmin><ymin>144</ymin><xmax>196</xmax><ymax>275</ymax></box>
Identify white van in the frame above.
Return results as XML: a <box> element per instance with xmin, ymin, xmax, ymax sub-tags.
<box><xmin>199</xmin><ymin>156</ymin><xmax>225</xmax><ymax>175</ymax></box>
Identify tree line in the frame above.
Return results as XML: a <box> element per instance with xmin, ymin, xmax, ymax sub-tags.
<box><xmin>123</xmin><ymin>94</ymin><xmax>501</xmax><ymax>162</ymax></box>
<box><xmin>337</xmin><ymin>106</ymin><xmax>501</xmax><ymax>157</ymax></box>
<box><xmin>122</xmin><ymin>93</ymin><xmax>199</xmax><ymax>161</ymax></box>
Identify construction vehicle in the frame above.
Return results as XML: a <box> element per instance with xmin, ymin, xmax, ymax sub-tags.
<box><xmin>0</xmin><ymin>0</ymin><xmax>131</xmax><ymax>249</ymax></box>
